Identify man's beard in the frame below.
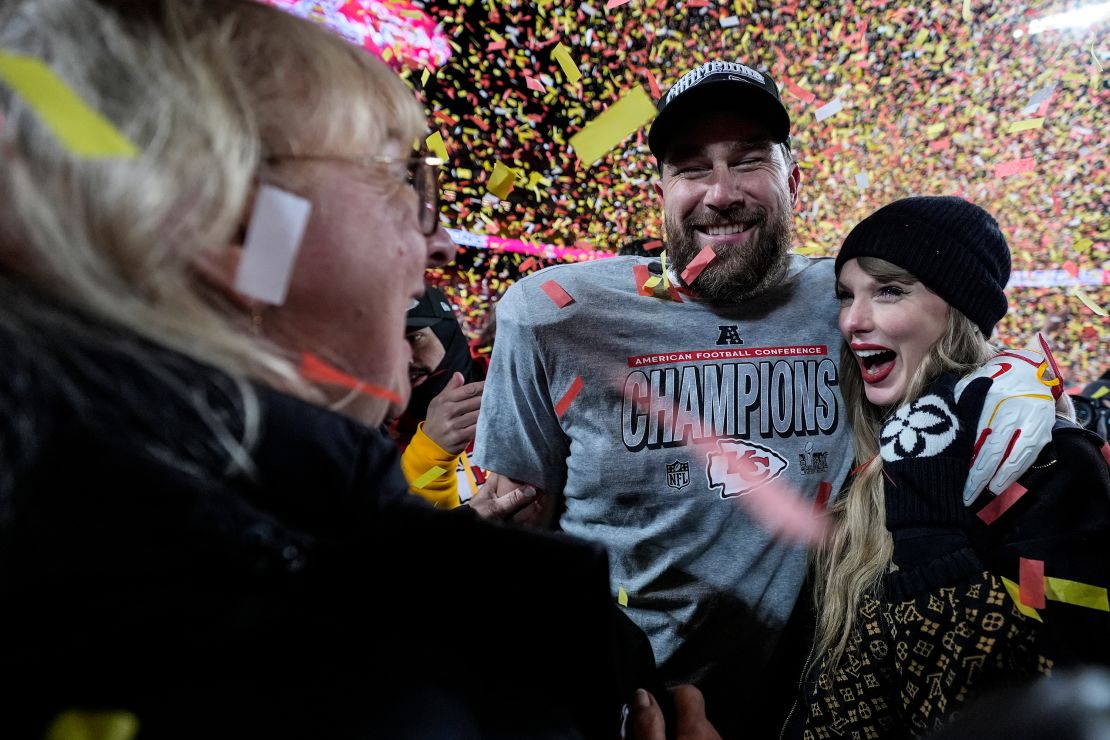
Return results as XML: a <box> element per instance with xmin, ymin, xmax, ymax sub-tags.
<box><xmin>664</xmin><ymin>194</ymin><xmax>794</xmax><ymax>304</ymax></box>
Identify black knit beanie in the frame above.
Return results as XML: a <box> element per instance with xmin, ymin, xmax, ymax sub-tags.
<box><xmin>834</xmin><ymin>196</ymin><xmax>1011</xmax><ymax>336</ymax></box>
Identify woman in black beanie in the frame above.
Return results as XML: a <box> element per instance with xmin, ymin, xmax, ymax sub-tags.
<box><xmin>786</xmin><ymin>197</ymin><xmax>1110</xmax><ymax>739</ymax></box>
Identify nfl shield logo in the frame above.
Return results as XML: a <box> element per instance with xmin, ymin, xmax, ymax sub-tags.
<box><xmin>666</xmin><ymin>460</ymin><xmax>690</xmax><ymax>490</ymax></box>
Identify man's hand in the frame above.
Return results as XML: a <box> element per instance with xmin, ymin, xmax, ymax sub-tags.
<box><xmin>468</xmin><ymin>472</ymin><xmax>561</xmax><ymax>528</ymax></box>
<box><xmin>956</xmin><ymin>343</ymin><xmax>1059</xmax><ymax>504</ymax></box>
<box><xmin>468</xmin><ymin>473</ymin><xmax>537</xmax><ymax>520</ymax></box>
<box><xmin>628</xmin><ymin>685</ymin><xmax>721</xmax><ymax>740</ymax></box>
<box><xmin>422</xmin><ymin>373</ymin><xmax>484</xmax><ymax>455</ymax></box>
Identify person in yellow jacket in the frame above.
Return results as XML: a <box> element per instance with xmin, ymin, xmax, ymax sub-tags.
<box><xmin>392</xmin><ymin>286</ymin><xmax>484</xmax><ymax>507</ymax></box>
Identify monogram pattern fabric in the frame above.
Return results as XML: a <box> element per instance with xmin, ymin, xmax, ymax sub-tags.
<box><xmin>803</xmin><ymin>572</ymin><xmax>1048</xmax><ymax>739</ymax></box>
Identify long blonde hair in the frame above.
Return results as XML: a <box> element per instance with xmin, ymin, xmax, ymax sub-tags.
<box><xmin>812</xmin><ymin>257</ymin><xmax>996</xmax><ymax>667</ymax></box>
<box><xmin>0</xmin><ymin>0</ymin><xmax>427</xmax><ymax>475</ymax></box>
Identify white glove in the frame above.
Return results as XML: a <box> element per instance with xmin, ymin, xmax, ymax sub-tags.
<box><xmin>955</xmin><ymin>337</ymin><xmax>1062</xmax><ymax>506</ymax></box>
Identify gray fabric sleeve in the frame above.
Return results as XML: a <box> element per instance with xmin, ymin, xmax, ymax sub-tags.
<box><xmin>472</xmin><ymin>282</ymin><xmax>569</xmax><ymax>496</ymax></box>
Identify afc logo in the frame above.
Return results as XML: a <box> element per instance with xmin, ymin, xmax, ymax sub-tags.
<box><xmin>666</xmin><ymin>460</ymin><xmax>690</xmax><ymax>490</ymax></box>
<box><xmin>716</xmin><ymin>325</ymin><xmax>744</xmax><ymax>346</ymax></box>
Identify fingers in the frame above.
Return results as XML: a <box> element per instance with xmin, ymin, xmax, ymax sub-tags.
<box><xmin>671</xmin><ymin>685</ymin><xmax>722</xmax><ymax>740</ymax></box>
<box><xmin>469</xmin><ymin>474</ymin><xmax>538</xmax><ymax>520</ymax></box>
<box><xmin>956</xmin><ymin>376</ymin><xmax>993</xmax><ymax>423</ymax></box>
<box><xmin>628</xmin><ymin>689</ymin><xmax>664</xmax><ymax>740</ymax></box>
<box><xmin>489</xmin><ymin>484</ymin><xmax>538</xmax><ymax>518</ymax></box>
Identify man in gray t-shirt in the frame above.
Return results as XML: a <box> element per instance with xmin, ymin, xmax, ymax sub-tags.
<box><xmin>475</xmin><ymin>59</ymin><xmax>841</xmax><ymax>736</ymax></box>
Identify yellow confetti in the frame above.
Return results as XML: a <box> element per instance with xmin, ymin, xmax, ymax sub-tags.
<box><xmin>568</xmin><ymin>84</ymin><xmax>656</xmax><ymax>165</ymax></box>
<box><xmin>552</xmin><ymin>43</ymin><xmax>582</xmax><ymax>84</ymax></box>
<box><xmin>1046</xmin><ymin>576</ymin><xmax>1110</xmax><ymax>611</ymax></box>
<box><xmin>617</xmin><ymin>586</ymin><xmax>629</xmax><ymax>607</ymax></box>
<box><xmin>912</xmin><ymin>28</ymin><xmax>929</xmax><ymax>47</ymax></box>
<box><xmin>925</xmin><ymin>123</ymin><xmax>946</xmax><ymax>139</ymax></box>
<box><xmin>1001</xmin><ymin>577</ymin><xmax>1043</xmax><ymax>622</ymax></box>
<box><xmin>1007</xmin><ymin>117</ymin><xmax>1045</xmax><ymax>133</ymax></box>
<box><xmin>0</xmin><ymin>51</ymin><xmax>138</xmax><ymax>158</ymax></box>
<box><xmin>1071</xmin><ymin>287</ymin><xmax>1108</xmax><ymax>317</ymax></box>
<box><xmin>412</xmin><ymin>465</ymin><xmax>447</xmax><ymax>489</ymax></box>
<box><xmin>461</xmin><ymin>452</ymin><xmax>479</xmax><ymax>497</ymax></box>
<box><xmin>1092</xmin><ymin>386</ymin><xmax>1110</xmax><ymax>400</ymax></box>
<box><xmin>46</xmin><ymin>710</ymin><xmax>140</xmax><ymax>740</ymax></box>
<box><xmin>962</xmin><ymin>0</ymin><xmax>972</xmax><ymax>22</ymax></box>
<box><xmin>1075</xmin><ymin>238</ymin><xmax>1094</xmax><ymax>252</ymax></box>
<box><xmin>487</xmin><ymin>161</ymin><xmax>518</xmax><ymax>200</ymax></box>
<box><xmin>426</xmin><ymin>131</ymin><xmax>449</xmax><ymax>162</ymax></box>
<box><xmin>420</xmin><ymin>68</ymin><xmax>431</xmax><ymax>85</ymax></box>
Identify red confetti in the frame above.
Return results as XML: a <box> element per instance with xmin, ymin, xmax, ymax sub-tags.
<box><xmin>643</xmin><ymin>240</ymin><xmax>664</xmax><ymax>251</ymax></box>
<box><xmin>976</xmin><ymin>481</ymin><xmax>1028</xmax><ymax>525</ymax></box>
<box><xmin>525</xmin><ymin>75</ymin><xmax>545</xmax><ymax>93</ymax></box>
<box><xmin>813</xmin><ymin>481</ymin><xmax>832</xmax><ymax>513</ymax></box>
<box><xmin>929</xmin><ymin>138</ymin><xmax>951</xmax><ymax>151</ymax></box>
<box><xmin>300</xmin><ymin>353</ymin><xmax>403</xmax><ymax>404</ymax></box>
<box><xmin>633</xmin><ymin>264</ymin><xmax>653</xmax><ymax>296</ymax></box>
<box><xmin>554</xmin><ymin>375</ymin><xmax>584</xmax><ymax>418</ymax></box>
<box><xmin>605</xmin><ymin>0</ymin><xmax>630</xmax><ymax>8</ymax></box>
<box><xmin>680</xmin><ymin>245</ymin><xmax>718</xmax><ymax>285</ymax></box>
<box><xmin>1062</xmin><ymin>260</ymin><xmax>1079</xmax><ymax>278</ymax></box>
<box><xmin>541</xmin><ymin>279</ymin><xmax>575</xmax><ymax>307</ymax></box>
<box><xmin>1019</xmin><ymin>557</ymin><xmax>1046</xmax><ymax>608</ymax></box>
<box><xmin>994</xmin><ymin>157</ymin><xmax>1036</xmax><ymax>178</ymax></box>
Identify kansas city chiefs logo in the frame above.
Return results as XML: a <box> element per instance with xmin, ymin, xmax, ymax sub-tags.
<box><xmin>705</xmin><ymin>439</ymin><xmax>789</xmax><ymax>499</ymax></box>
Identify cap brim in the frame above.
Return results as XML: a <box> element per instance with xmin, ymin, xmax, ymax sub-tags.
<box><xmin>406</xmin><ymin>317</ymin><xmax>443</xmax><ymax>329</ymax></box>
<box><xmin>648</xmin><ymin>80</ymin><xmax>791</xmax><ymax>159</ymax></box>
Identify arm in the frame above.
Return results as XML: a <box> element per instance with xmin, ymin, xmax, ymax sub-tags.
<box><xmin>468</xmin><ymin>472</ymin><xmax>562</xmax><ymax>527</ymax></box>
<box><xmin>400</xmin><ymin>424</ymin><xmax>461</xmax><ymax>508</ymax></box>
<box><xmin>470</xmin><ymin>281</ymin><xmax>571</xmax><ymax>522</ymax></box>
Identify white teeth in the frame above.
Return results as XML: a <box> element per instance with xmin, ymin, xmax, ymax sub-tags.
<box><xmin>704</xmin><ymin>223</ymin><xmax>747</xmax><ymax>236</ymax></box>
<box><xmin>854</xmin><ymin>349</ymin><xmax>892</xmax><ymax>358</ymax></box>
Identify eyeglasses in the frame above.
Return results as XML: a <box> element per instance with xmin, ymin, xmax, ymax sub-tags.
<box><xmin>267</xmin><ymin>149</ymin><xmax>443</xmax><ymax>236</ymax></box>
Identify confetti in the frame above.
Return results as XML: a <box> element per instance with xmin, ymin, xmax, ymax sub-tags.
<box><xmin>854</xmin><ymin>172</ymin><xmax>869</xmax><ymax>189</ymax></box>
<box><xmin>1019</xmin><ymin>557</ymin><xmax>1046</xmax><ymax>608</ymax></box>
<box><xmin>426</xmin><ymin>131</ymin><xmax>449</xmax><ymax>162</ymax></box>
<box><xmin>525</xmin><ymin>75</ymin><xmax>546</xmax><ymax>93</ymax></box>
<box><xmin>1093</xmin><ymin>386</ymin><xmax>1110</xmax><ymax>401</ymax></box>
<box><xmin>541</xmin><ymin>278</ymin><xmax>575</xmax><ymax>307</ymax></box>
<box><xmin>300</xmin><ymin>353</ymin><xmax>404</xmax><ymax>405</ymax></box>
<box><xmin>487</xmin><ymin>161</ymin><xmax>518</xmax><ymax>199</ymax></box>
<box><xmin>551</xmin><ymin>43</ymin><xmax>582</xmax><ymax>84</ymax></box>
<box><xmin>0</xmin><ymin>50</ymin><xmax>138</xmax><ymax>158</ymax></box>
<box><xmin>568</xmin><ymin>84</ymin><xmax>655</xmax><ymax>165</ymax></box>
<box><xmin>813</xmin><ymin>97</ymin><xmax>844</xmax><ymax>122</ymax></box>
<box><xmin>720</xmin><ymin>15</ymin><xmax>740</xmax><ymax>28</ymax></box>
<box><xmin>45</xmin><ymin>710</ymin><xmax>140</xmax><ymax>740</ymax></box>
<box><xmin>617</xmin><ymin>585</ymin><xmax>629</xmax><ymax>606</ymax></box>
<box><xmin>680</xmin><ymin>245</ymin><xmax>717</xmax><ymax>284</ymax></box>
<box><xmin>1046</xmin><ymin>576</ymin><xmax>1110</xmax><ymax>611</ymax></box>
<box><xmin>606</xmin><ymin>0</ymin><xmax>630</xmax><ymax>9</ymax></box>
<box><xmin>976</xmin><ymin>481</ymin><xmax>1028</xmax><ymax>525</ymax></box>
<box><xmin>993</xmin><ymin>157</ymin><xmax>1035</xmax><ymax>178</ymax></box>
<box><xmin>1007</xmin><ymin>117</ymin><xmax>1045</xmax><ymax>134</ymax></box>
<box><xmin>553</xmin><ymin>375</ymin><xmax>585</xmax><ymax>418</ymax></box>
<box><xmin>1071</xmin><ymin>287</ymin><xmax>1108</xmax><ymax>317</ymax></box>
<box><xmin>412</xmin><ymin>465</ymin><xmax>448</xmax><ymax>488</ymax></box>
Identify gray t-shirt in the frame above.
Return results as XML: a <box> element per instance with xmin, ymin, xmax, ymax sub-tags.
<box><xmin>474</xmin><ymin>253</ymin><xmax>853</xmax><ymax>682</ymax></box>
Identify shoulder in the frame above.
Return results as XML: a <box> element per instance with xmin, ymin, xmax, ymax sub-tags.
<box><xmin>498</xmin><ymin>256</ymin><xmax>646</xmax><ymax>327</ymax></box>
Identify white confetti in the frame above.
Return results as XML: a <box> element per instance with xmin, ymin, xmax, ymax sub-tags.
<box><xmin>814</xmin><ymin>97</ymin><xmax>844</xmax><ymax>122</ymax></box>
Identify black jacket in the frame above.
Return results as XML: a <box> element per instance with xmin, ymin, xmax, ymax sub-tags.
<box><xmin>0</xmin><ymin>318</ymin><xmax>658</xmax><ymax>739</ymax></box>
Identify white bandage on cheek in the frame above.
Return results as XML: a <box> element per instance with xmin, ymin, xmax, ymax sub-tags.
<box><xmin>234</xmin><ymin>184</ymin><xmax>312</xmax><ymax>305</ymax></box>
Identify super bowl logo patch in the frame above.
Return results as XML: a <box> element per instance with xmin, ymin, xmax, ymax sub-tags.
<box><xmin>705</xmin><ymin>439</ymin><xmax>788</xmax><ymax>498</ymax></box>
<box><xmin>666</xmin><ymin>460</ymin><xmax>690</xmax><ymax>490</ymax></box>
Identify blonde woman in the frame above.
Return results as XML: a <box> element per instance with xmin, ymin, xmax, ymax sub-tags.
<box><xmin>0</xmin><ymin>1</ymin><xmax>655</xmax><ymax>736</ymax></box>
<box><xmin>787</xmin><ymin>197</ymin><xmax>1110</xmax><ymax>738</ymax></box>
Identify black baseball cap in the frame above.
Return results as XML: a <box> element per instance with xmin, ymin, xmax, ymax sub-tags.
<box><xmin>406</xmin><ymin>285</ymin><xmax>455</xmax><ymax>329</ymax></box>
<box><xmin>648</xmin><ymin>61</ymin><xmax>791</xmax><ymax>160</ymax></box>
